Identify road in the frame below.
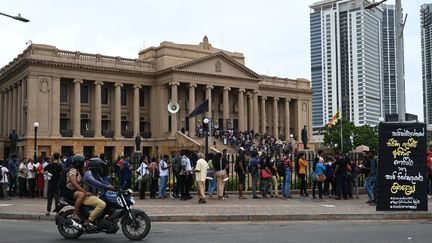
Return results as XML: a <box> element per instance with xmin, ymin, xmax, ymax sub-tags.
<box><xmin>0</xmin><ymin>219</ymin><xmax>430</xmax><ymax>242</ymax></box>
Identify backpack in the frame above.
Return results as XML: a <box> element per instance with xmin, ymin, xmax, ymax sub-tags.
<box><xmin>58</xmin><ymin>167</ymin><xmax>70</xmax><ymax>191</ymax></box>
<box><xmin>173</xmin><ymin>157</ymin><xmax>182</xmax><ymax>175</ymax></box>
<box><xmin>276</xmin><ymin>160</ymin><xmax>285</xmax><ymax>177</ymax></box>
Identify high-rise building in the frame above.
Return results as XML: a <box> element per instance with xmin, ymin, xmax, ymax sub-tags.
<box><xmin>421</xmin><ymin>3</ymin><xmax>432</xmax><ymax>126</ymax></box>
<box><xmin>310</xmin><ymin>0</ymin><xmax>401</xmax><ymax>128</ymax></box>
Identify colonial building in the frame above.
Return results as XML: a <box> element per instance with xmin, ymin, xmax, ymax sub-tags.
<box><xmin>0</xmin><ymin>36</ymin><xmax>312</xmax><ymax>160</ymax></box>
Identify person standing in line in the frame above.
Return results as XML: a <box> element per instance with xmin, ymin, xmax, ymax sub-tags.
<box><xmin>158</xmin><ymin>155</ymin><xmax>170</xmax><ymax>199</ymax></box>
<box><xmin>148</xmin><ymin>158</ymin><xmax>159</xmax><ymax>199</ymax></box>
<box><xmin>213</xmin><ymin>153</ymin><xmax>227</xmax><ymax>200</ymax></box>
<box><xmin>298</xmin><ymin>152</ymin><xmax>309</xmax><ymax>197</ymax></box>
<box><xmin>18</xmin><ymin>159</ymin><xmax>28</xmax><ymax>198</ymax></box>
<box><xmin>312</xmin><ymin>154</ymin><xmax>326</xmax><ymax>199</ymax></box>
<box><xmin>44</xmin><ymin>152</ymin><xmax>63</xmax><ymax>215</ymax></box>
<box><xmin>427</xmin><ymin>151</ymin><xmax>432</xmax><ymax>199</ymax></box>
<box><xmin>42</xmin><ymin>157</ymin><xmax>50</xmax><ymax>199</ymax></box>
<box><xmin>35</xmin><ymin>158</ymin><xmax>44</xmax><ymax>198</ymax></box>
<box><xmin>7</xmin><ymin>155</ymin><xmax>18</xmax><ymax>197</ymax></box>
<box><xmin>0</xmin><ymin>160</ymin><xmax>10</xmax><ymax>200</ymax></box>
<box><xmin>249</xmin><ymin>151</ymin><xmax>261</xmax><ymax>199</ymax></box>
<box><xmin>281</xmin><ymin>152</ymin><xmax>292</xmax><ymax>199</ymax></box>
<box><xmin>27</xmin><ymin>159</ymin><xmax>37</xmax><ymax>198</ymax></box>
<box><xmin>334</xmin><ymin>154</ymin><xmax>348</xmax><ymax>200</ymax></box>
<box><xmin>194</xmin><ymin>153</ymin><xmax>209</xmax><ymax>203</ymax></box>
<box><xmin>235</xmin><ymin>148</ymin><xmax>247</xmax><ymax>199</ymax></box>
<box><xmin>136</xmin><ymin>156</ymin><xmax>149</xmax><ymax>200</ymax></box>
<box><xmin>121</xmin><ymin>156</ymin><xmax>132</xmax><ymax>189</ymax></box>
<box><xmin>271</xmin><ymin>154</ymin><xmax>280</xmax><ymax>198</ymax></box>
<box><xmin>207</xmin><ymin>153</ymin><xmax>217</xmax><ymax>199</ymax></box>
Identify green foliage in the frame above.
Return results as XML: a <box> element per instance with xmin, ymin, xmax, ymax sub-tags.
<box><xmin>353</xmin><ymin>124</ymin><xmax>378</xmax><ymax>151</ymax></box>
<box><xmin>323</xmin><ymin>119</ymin><xmax>378</xmax><ymax>154</ymax></box>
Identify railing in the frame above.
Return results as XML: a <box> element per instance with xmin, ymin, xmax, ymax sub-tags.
<box><xmin>102</xmin><ymin>130</ymin><xmax>114</xmax><ymax>138</ymax></box>
<box><xmin>60</xmin><ymin>130</ymin><xmax>73</xmax><ymax>137</ymax></box>
<box><xmin>107</xmin><ymin>152</ymin><xmax>366</xmax><ymax>194</ymax></box>
<box><xmin>81</xmin><ymin>130</ymin><xmax>95</xmax><ymax>138</ymax></box>
<box><xmin>121</xmin><ymin>130</ymin><xmax>134</xmax><ymax>138</ymax></box>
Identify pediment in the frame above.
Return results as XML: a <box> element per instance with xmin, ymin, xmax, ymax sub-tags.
<box><xmin>172</xmin><ymin>52</ymin><xmax>260</xmax><ymax>80</ymax></box>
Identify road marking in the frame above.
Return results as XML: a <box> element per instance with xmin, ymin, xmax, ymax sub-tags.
<box><xmin>321</xmin><ymin>205</ymin><xmax>336</xmax><ymax>208</ymax></box>
<box><xmin>0</xmin><ymin>204</ymin><xmax>13</xmax><ymax>207</ymax></box>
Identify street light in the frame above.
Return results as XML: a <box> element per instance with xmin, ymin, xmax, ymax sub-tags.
<box><xmin>203</xmin><ymin>117</ymin><xmax>210</xmax><ymax>160</ymax></box>
<box><xmin>33</xmin><ymin>122</ymin><xmax>39</xmax><ymax>163</ymax></box>
<box><xmin>0</xmin><ymin>12</ymin><xmax>30</xmax><ymax>22</ymax></box>
<box><xmin>365</xmin><ymin>0</ymin><xmax>406</xmax><ymax>122</ymax></box>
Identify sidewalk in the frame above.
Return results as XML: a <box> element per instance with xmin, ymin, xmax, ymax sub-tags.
<box><xmin>0</xmin><ymin>193</ymin><xmax>431</xmax><ymax>222</ymax></box>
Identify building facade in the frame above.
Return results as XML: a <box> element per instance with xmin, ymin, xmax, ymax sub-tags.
<box><xmin>0</xmin><ymin>37</ymin><xmax>312</xmax><ymax>160</ymax></box>
<box><xmin>310</xmin><ymin>0</ymin><xmax>402</xmax><ymax>129</ymax></box>
<box><xmin>421</xmin><ymin>3</ymin><xmax>432</xmax><ymax>126</ymax></box>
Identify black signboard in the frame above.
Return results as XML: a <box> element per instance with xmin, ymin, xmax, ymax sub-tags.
<box><xmin>377</xmin><ymin>122</ymin><xmax>428</xmax><ymax>211</ymax></box>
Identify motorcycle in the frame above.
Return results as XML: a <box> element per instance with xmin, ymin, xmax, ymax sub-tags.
<box><xmin>54</xmin><ymin>188</ymin><xmax>151</xmax><ymax>241</ymax></box>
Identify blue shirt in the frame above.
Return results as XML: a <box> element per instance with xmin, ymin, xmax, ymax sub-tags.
<box><xmin>8</xmin><ymin>160</ymin><xmax>18</xmax><ymax>176</ymax></box>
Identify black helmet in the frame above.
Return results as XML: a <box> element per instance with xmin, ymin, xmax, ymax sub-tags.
<box><xmin>72</xmin><ymin>154</ymin><xmax>85</xmax><ymax>169</ymax></box>
<box><xmin>88</xmin><ymin>158</ymin><xmax>107</xmax><ymax>177</ymax></box>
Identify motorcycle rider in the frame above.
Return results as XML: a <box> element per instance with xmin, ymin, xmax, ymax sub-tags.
<box><xmin>60</xmin><ymin>154</ymin><xmax>92</xmax><ymax>224</ymax></box>
<box><xmin>82</xmin><ymin>157</ymin><xmax>114</xmax><ymax>229</ymax></box>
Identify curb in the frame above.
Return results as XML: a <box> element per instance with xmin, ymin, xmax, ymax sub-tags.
<box><xmin>1</xmin><ymin>212</ymin><xmax>431</xmax><ymax>222</ymax></box>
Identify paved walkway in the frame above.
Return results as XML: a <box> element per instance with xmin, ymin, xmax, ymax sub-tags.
<box><xmin>1</xmin><ymin>193</ymin><xmax>431</xmax><ymax>222</ymax></box>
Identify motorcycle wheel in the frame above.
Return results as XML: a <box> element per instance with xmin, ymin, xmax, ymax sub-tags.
<box><xmin>121</xmin><ymin>211</ymin><xmax>151</xmax><ymax>240</ymax></box>
<box><xmin>57</xmin><ymin>209</ymin><xmax>83</xmax><ymax>239</ymax></box>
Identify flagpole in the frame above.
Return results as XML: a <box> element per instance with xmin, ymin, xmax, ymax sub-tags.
<box><xmin>340</xmin><ymin>117</ymin><xmax>343</xmax><ymax>154</ymax></box>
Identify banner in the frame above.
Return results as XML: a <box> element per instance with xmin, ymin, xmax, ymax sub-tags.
<box><xmin>377</xmin><ymin>122</ymin><xmax>428</xmax><ymax>211</ymax></box>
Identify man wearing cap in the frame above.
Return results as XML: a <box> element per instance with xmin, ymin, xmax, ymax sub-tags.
<box><xmin>427</xmin><ymin>151</ymin><xmax>432</xmax><ymax>199</ymax></box>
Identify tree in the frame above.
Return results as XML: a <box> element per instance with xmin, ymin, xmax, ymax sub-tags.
<box><xmin>353</xmin><ymin>124</ymin><xmax>378</xmax><ymax>152</ymax></box>
<box><xmin>323</xmin><ymin>119</ymin><xmax>355</xmax><ymax>154</ymax></box>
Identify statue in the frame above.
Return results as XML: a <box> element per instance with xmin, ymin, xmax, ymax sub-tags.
<box><xmin>301</xmin><ymin>125</ymin><xmax>309</xmax><ymax>149</ymax></box>
<box><xmin>9</xmin><ymin>129</ymin><xmax>18</xmax><ymax>153</ymax></box>
<box><xmin>135</xmin><ymin>133</ymin><xmax>141</xmax><ymax>152</ymax></box>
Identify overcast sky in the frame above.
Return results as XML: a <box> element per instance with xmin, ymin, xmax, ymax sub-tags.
<box><xmin>0</xmin><ymin>0</ymin><xmax>426</xmax><ymax>121</ymax></box>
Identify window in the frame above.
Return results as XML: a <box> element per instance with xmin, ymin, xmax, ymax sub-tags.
<box><xmin>81</xmin><ymin>85</ymin><xmax>89</xmax><ymax>103</ymax></box>
<box><xmin>139</xmin><ymin>90</ymin><xmax>145</xmax><ymax>107</ymax></box>
<box><xmin>121</xmin><ymin>88</ymin><xmax>127</xmax><ymax>106</ymax></box>
<box><xmin>101</xmin><ymin>87</ymin><xmax>109</xmax><ymax>105</ymax></box>
<box><xmin>60</xmin><ymin>83</ymin><xmax>68</xmax><ymax>102</ymax></box>
<box><xmin>101</xmin><ymin>120</ymin><xmax>110</xmax><ymax>131</ymax></box>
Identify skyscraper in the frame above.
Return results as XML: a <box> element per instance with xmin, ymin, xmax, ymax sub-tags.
<box><xmin>421</xmin><ymin>3</ymin><xmax>432</xmax><ymax>126</ymax></box>
<box><xmin>310</xmin><ymin>0</ymin><xmax>400</xmax><ymax>128</ymax></box>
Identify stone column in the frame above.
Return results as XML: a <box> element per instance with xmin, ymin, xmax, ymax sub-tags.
<box><xmin>169</xmin><ymin>82</ymin><xmax>179</xmax><ymax>136</ymax></box>
<box><xmin>16</xmin><ymin>82</ymin><xmax>21</xmax><ymax>136</ymax></box>
<box><xmin>253</xmin><ymin>90</ymin><xmax>259</xmax><ymax>133</ymax></box>
<box><xmin>73</xmin><ymin>79</ymin><xmax>83</xmax><ymax>137</ymax></box>
<box><xmin>94</xmin><ymin>81</ymin><xmax>103</xmax><ymax>137</ymax></box>
<box><xmin>238</xmin><ymin>89</ymin><xmax>245</xmax><ymax>131</ymax></box>
<box><xmin>205</xmin><ymin>85</ymin><xmax>213</xmax><ymax>118</ymax></box>
<box><xmin>8</xmin><ymin>87</ymin><xmax>13</xmax><ymax>134</ymax></box>
<box><xmin>51</xmin><ymin>77</ymin><xmax>61</xmax><ymax>137</ymax></box>
<box><xmin>273</xmin><ymin>97</ymin><xmax>279</xmax><ymax>139</ymax></box>
<box><xmin>133</xmin><ymin>84</ymin><xmax>141</xmax><ymax>137</ymax></box>
<box><xmin>248</xmin><ymin>92</ymin><xmax>253</xmax><ymax>130</ymax></box>
<box><xmin>223</xmin><ymin>87</ymin><xmax>230</xmax><ymax>130</ymax></box>
<box><xmin>114</xmin><ymin>82</ymin><xmax>123</xmax><ymax>139</ymax></box>
<box><xmin>260</xmin><ymin>96</ymin><xmax>267</xmax><ymax>134</ymax></box>
<box><xmin>11</xmin><ymin>84</ymin><xmax>17</xmax><ymax>131</ymax></box>
<box><xmin>188</xmin><ymin>83</ymin><xmax>197</xmax><ymax>137</ymax></box>
<box><xmin>26</xmin><ymin>76</ymin><xmax>38</xmax><ymax>137</ymax></box>
<box><xmin>285</xmin><ymin>98</ymin><xmax>291</xmax><ymax>139</ymax></box>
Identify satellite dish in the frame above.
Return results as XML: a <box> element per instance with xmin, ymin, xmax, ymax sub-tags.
<box><xmin>167</xmin><ymin>101</ymin><xmax>180</xmax><ymax>114</ymax></box>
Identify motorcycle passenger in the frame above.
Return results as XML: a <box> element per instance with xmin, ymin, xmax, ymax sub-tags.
<box><xmin>82</xmin><ymin>158</ymin><xmax>114</xmax><ymax>228</ymax></box>
<box><xmin>61</xmin><ymin>154</ymin><xmax>91</xmax><ymax>223</ymax></box>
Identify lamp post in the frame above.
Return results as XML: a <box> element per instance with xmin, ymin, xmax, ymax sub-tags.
<box><xmin>203</xmin><ymin>117</ymin><xmax>210</xmax><ymax>160</ymax></box>
<box><xmin>366</xmin><ymin>0</ymin><xmax>406</xmax><ymax>121</ymax></box>
<box><xmin>33</xmin><ymin>122</ymin><xmax>39</xmax><ymax>163</ymax></box>
<box><xmin>0</xmin><ymin>12</ymin><xmax>30</xmax><ymax>22</ymax></box>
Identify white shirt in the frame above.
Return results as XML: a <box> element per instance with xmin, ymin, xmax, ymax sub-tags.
<box><xmin>0</xmin><ymin>166</ymin><xmax>9</xmax><ymax>183</ymax></box>
<box><xmin>27</xmin><ymin>163</ymin><xmax>36</xmax><ymax>179</ymax></box>
<box><xmin>195</xmin><ymin>158</ymin><xmax>209</xmax><ymax>182</ymax></box>
<box><xmin>136</xmin><ymin>162</ymin><xmax>148</xmax><ymax>176</ymax></box>
<box><xmin>159</xmin><ymin>160</ymin><xmax>169</xmax><ymax>177</ymax></box>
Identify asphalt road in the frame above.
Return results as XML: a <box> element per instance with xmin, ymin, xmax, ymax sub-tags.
<box><xmin>0</xmin><ymin>219</ymin><xmax>431</xmax><ymax>243</ymax></box>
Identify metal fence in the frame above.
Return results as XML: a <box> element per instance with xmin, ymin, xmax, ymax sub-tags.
<box><xmin>109</xmin><ymin>151</ymin><xmax>367</xmax><ymax>193</ymax></box>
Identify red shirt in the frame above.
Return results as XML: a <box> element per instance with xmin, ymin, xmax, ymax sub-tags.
<box><xmin>427</xmin><ymin>157</ymin><xmax>432</xmax><ymax>176</ymax></box>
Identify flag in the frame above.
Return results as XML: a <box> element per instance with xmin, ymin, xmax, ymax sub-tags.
<box><xmin>188</xmin><ymin>99</ymin><xmax>209</xmax><ymax>118</ymax></box>
<box><xmin>328</xmin><ymin>110</ymin><xmax>340</xmax><ymax>128</ymax></box>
